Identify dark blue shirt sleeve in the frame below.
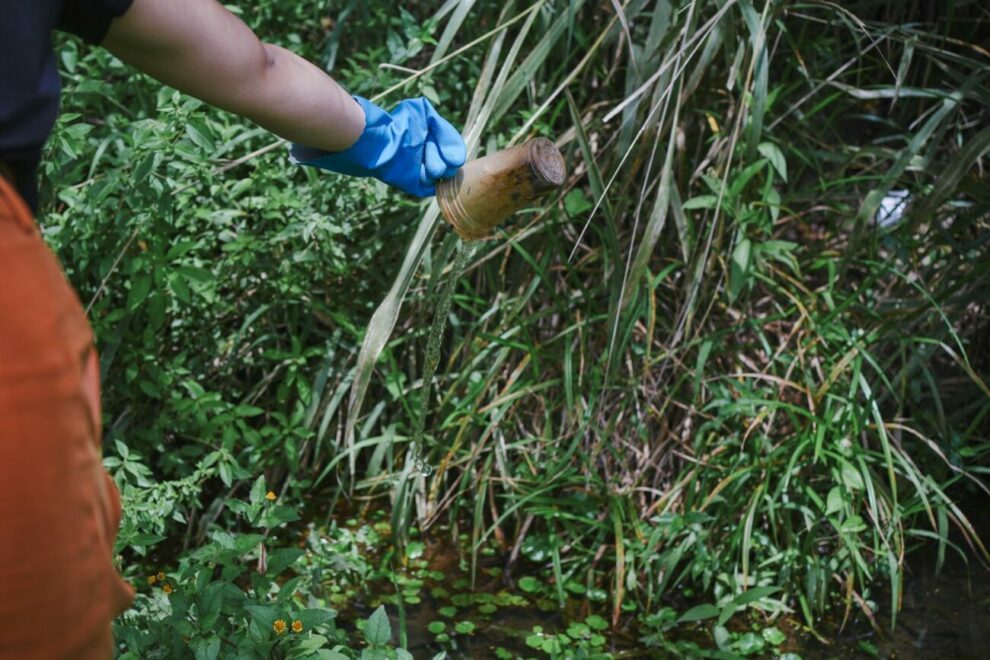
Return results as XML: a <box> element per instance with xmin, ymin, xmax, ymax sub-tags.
<box><xmin>58</xmin><ymin>0</ymin><xmax>135</xmax><ymax>45</ymax></box>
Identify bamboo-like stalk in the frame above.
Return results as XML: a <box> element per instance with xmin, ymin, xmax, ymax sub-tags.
<box><xmin>437</xmin><ymin>137</ymin><xmax>566</xmax><ymax>241</ymax></box>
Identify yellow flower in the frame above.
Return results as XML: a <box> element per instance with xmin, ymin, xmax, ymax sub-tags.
<box><xmin>162</xmin><ymin>583</ymin><xmax>174</xmax><ymax>595</ymax></box>
<box><xmin>266</xmin><ymin>491</ymin><xmax>277</xmax><ymax>501</ymax></box>
<box><xmin>291</xmin><ymin>620</ymin><xmax>303</xmax><ymax>633</ymax></box>
<box><xmin>273</xmin><ymin>619</ymin><xmax>287</xmax><ymax>635</ymax></box>
<box><xmin>156</xmin><ymin>571</ymin><xmax>166</xmax><ymax>582</ymax></box>
<box><xmin>147</xmin><ymin>575</ymin><xmax>157</xmax><ymax>585</ymax></box>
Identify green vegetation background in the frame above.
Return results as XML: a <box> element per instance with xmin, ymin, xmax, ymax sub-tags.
<box><xmin>41</xmin><ymin>1</ymin><xmax>989</xmax><ymax>658</ymax></box>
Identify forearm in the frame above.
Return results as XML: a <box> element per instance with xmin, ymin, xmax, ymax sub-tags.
<box><xmin>103</xmin><ymin>0</ymin><xmax>363</xmax><ymax>152</ymax></box>
<box><xmin>242</xmin><ymin>43</ymin><xmax>364</xmax><ymax>152</ymax></box>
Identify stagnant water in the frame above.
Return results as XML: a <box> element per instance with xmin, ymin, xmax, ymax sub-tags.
<box><xmin>800</xmin><ymin>550</ymin><xmax>990</xmax><ymax>659</ymax></box>
<box><xmin>336</xmin><ymin>536</ymin><xmax>990</xmax><ymax>659</ymax></box>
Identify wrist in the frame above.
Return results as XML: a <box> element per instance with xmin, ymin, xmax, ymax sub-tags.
<box><xmin>336</xmin><ymin>95</ymin><xmax>365</xmax><ymax>151</ymax></box>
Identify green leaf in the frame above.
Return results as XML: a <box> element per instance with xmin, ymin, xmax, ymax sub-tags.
<box><xmin>454</xmin><ymin>621</ymin><xmax>475</xmax><ymax>634</ymax></box>
<box><xmin>683</xmin><ymin>194</ymin><xmax>719</xmax><ymax>210</ymax></box>
<box><xmin>132</xmin><ymin>153</ymin><xmax>156</xmax><ymax>185</ymax></box>
<box><xmin>564</xmin><ymin>189</ymin><xmax>594</xmax><ymax>215</ymax></box>
<box><xmin>265</xmin><ymin>505</ymin><xmax>301</xmax><ymax>528</ymax></box>
<box><xmin>127</xmin><ymin>273</ymin><xmax>153</xmax><ymax>311</ymax></box>
<box><xmin>757</xmin><ymin>142</ymin><xmax>787</xmax><ymax>182</ymax></box>
<box><xmin>729</xmin><ymin>238</ymin><xmax>752</xmax><ymax>302</ymax></box>
<box><xmin>236</xmin><ymin>405</ymin><xmax>266</xmax><ymax>417</ymax></box>
<box><xmin>840</xmin><ymin>515</ymin><xmax>867</xmax><ymax>533</ymax></box>
<box><xmin>406</xmin><ymin>540</ymin><xmax>425</xmax><ymax>560</ymax></box>
<box><xmin>147</xmin><ymin>292</ymin><xmax>166</xmax><ymax>330</ymax></box>
<box><xmin>191</xmin><ymin>635</ymin><xmax>220</xmax><ymax>660</ymax></box>
<box><xmin>585</xmin><ymin>614</ymin><xmax>609</xmax><ymax>631</ymax></box>
<box><xmin>197</xmin><ymin>582</ymin><xmax>224</xmax><ymax>632</ymax></box>
<box><xmin>249</xmin><ymin>475</ymin><xmax>266</xmax><ymax>505</ymax></box>
<box><xmin>735</xmin><ymin>631</ymin><xmax>766</xmax><ymax>655</ymax></box>
<box><xmin>677</xmin><ymin>604</ymin><xmax>720</xmax><ymax>623</ymax></box>
<box><xmin>762</xmin><ymin>626</ymin><xmax>786</xmax><ymax>645</ymax></box>
<box><xmin>518</xmin><ymin>576</ymin><xmax>542</xmax><ymax>593</ymax></box>
<box><xmin>733</xmin><ymin>586</ymin><xmax>781</xmax><ymax>606</ymax></box>
<box><xmin>363</xmin><ymin>605</ymin><xmax>391</xmax><ymax>646</ymax></box>
<box><xmin>177</xmin><ymin>266</ymin><xmax>215</xmax><ymax>284</ymax></box>
<box><xmin>566</xmin><ymin>622</ymin><xmax>591</xmax><ymax>639</ymax></box>
<box><xmin>170</xmin><ymin>273</ymin><xmax>191</xmax><ymax>304</ymax></box>
<box><xmin>265</xmin><ymin>548</ymin><xmax>303</xmax><ymax>575</ymax></box>
<box><xmin>294</xmin><ymin>608</ymin><xmax>336</xmax><ymax>631</ymax></box>
<box><xmin>826</xmin><ymin>486</ymin><xmax>845</xmax><ymax>516</ymax></box>
<box><xmin>717</xmin><ymin>601</ymin><xmax>737</xmax><ymax>626</ymax></box>
<box><xmin>127</xmin><ymin>533</ymin><xmax>165</xmax><ymax>548</ymax></box>
<box><xmin>245</xmin><ymin>604</ymin><xmax>277</xmax><ymax>629</ymax></box>
<box><xmin>840</xmin><ymin>461</ymin><xmax>865</xmax><ymax>491</ymax></box>
<box><xmin>218</xmin><ymin>461</ymin><xmax>232</xmax><ymax>488</ymax></box>
<box><xmin>185</xmin><ymin>121</ymin><xmax>215</xmax><ymax>153</ymax></box>
<box><xmin>714</xmin><ymin>625</ymin><xmax>731</xmax><ymax>650</ymax></box>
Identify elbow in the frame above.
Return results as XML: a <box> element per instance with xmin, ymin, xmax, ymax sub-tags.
<box><xmin>261</xmin><ymin>43</ymin><xmax>279</xmax><ymax>71</ymax></box>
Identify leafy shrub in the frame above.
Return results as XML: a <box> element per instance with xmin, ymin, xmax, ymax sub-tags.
<box><xmin>39</xmin><ymin>0</ymin><xmax>990</xmax><ymax>652</ymax></box>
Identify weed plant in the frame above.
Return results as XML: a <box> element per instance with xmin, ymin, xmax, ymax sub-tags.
<box><xmin>42</xmin><ymin>0</ymin><xmax>990</xmax><ymax>655</ymax></box>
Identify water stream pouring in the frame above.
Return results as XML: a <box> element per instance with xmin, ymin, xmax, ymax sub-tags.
<box><xmin>395</xmin><ymin>137</ymin><xmax>567</xmax><ymax>542</ymax></box>
<box><xmin>437</xmin><ymin>137</ymin><xmax>567</xmax><ymax>240</ymax></box>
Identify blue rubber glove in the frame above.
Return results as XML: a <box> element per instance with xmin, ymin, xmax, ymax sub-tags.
<box><xmin>290</xmin><ymin>96</ymin><xmax>467</xmax><ymax>197</ymax></box>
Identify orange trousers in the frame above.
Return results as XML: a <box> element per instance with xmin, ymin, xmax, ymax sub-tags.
<box><xmin>0</xmin><ymin>177</ymin><xmax>134</xmax><ymax>658</ymax></box>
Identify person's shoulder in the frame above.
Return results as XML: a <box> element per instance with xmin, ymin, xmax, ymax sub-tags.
<box><xmin>58</xmin><ymin>0</ymin><xmax>136</xmax><ymax>45</ymax></box>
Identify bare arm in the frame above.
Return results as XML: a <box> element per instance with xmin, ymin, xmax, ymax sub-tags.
<box><xmin>103</xmin><ymin>0</ymin><xmax>364</xmax><ymax>153</ymax></box>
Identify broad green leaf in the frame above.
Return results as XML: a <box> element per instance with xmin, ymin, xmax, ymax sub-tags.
<box><xmin>249</xmin><ymin>475</ymin><xmax>266</xmax><ymax>505</ymax></box>
<box><xmin>177</xmin><ymin>266</ymin><xmax>214</xmax><ymax>284</ymax></box>
<box><xmin>826</xmin><ymin>486</ymin><xmax>845</xmax><ymax>516</ymax></box>
<box><xmin>839</xmin><ymin>460</ymin><xmax>865</xmax><ymax>491</ymax></box>
<box><xmin>294</xmin><ymin>608</ymin><xmax>337</xmax><ymax>631</ymax></box>
<box><xmin>127</xmin><ymin>274</ymin><xmax>152</xmax><ymax>311</ymax></box>
<box><xmin>757</xmin><ymin>141</ymin><xmax>787</xmax><ymax>181</ymax></box>
<box><xmin>518</xmin><ymin>576</ymin><xmax>541</xmax><ymax>593</ymax></box>
<box><xmin>677</xmin><ymin>604</ymin><xmax>719</xmax><ymax>623</ymax></box>
<box><xmin>197</xmin><ymin>583</ymin><xmax>224</xmax><ymax>632</ymax></box>
<box><xmin>363</xmin><ymin>605</ymin><xmax>391</xmax><ymax>646</ymax></box>
<box><xmin>132</xmin><ymin>153</ymin><xmax>156</xmax><ymax>185</ymax></box>
<box><xmin>585</xmin><ymin>614</ymin><xmax>608</xmax><ymax>631</ymax></box>
<box><xmin>191</xmin><ymin>636</ymin><xmax>220</xmax><ymax>660</ymax></box>
<box><xmin>717</xmin><ymin>601</ymin><xmax>737</xmax><ymax>626</ymax></box>
<box><xmin>735</xmin><ymin>631</ymin><xmax>766</xmax><ymax>655</ymax></box>
<box><xmin>733</xmin><ymin>586</ymin><xmax>781</xmax><ymax>605</ymax></box>
<box><xmin>762</xmin><ymin>626</ymin><xmax>786</xmax><ymax>645</ymax></box>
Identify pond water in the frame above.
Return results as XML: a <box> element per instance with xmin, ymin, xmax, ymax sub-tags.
<box><xmin>333</xmin><ymin>531</ymin><xmax>989</xmax><ymax>659</ymax></box>
<box><xmin>799</xmin><ymin>551</ymin><xmax>990</xmax><ymax>659</ymax></box>
<box><xmin>310</xmin><ymin>492</ymin><xmax>989</xmax><ymax>659</ymax></box>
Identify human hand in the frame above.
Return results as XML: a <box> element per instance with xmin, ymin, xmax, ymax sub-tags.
<box><xmin>290</xmin><ymin>96</ymin><xmax>466</xmax><ymax>197</ymax></box>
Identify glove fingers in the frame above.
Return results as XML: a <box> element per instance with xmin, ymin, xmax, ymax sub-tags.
<box><xmin>423</xmin><ymin>101</ymin><xmax>467</xmax><ymax>169</ymax></box>
<box><xmin>418</xmin><ymin>163</ymin><xmax>436</xmax><ymax>194</ymax></box>
<box><xmin>423</xmin><ymin>141</ymin><xmax>448</xmax><ymax>181</ymax></box>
